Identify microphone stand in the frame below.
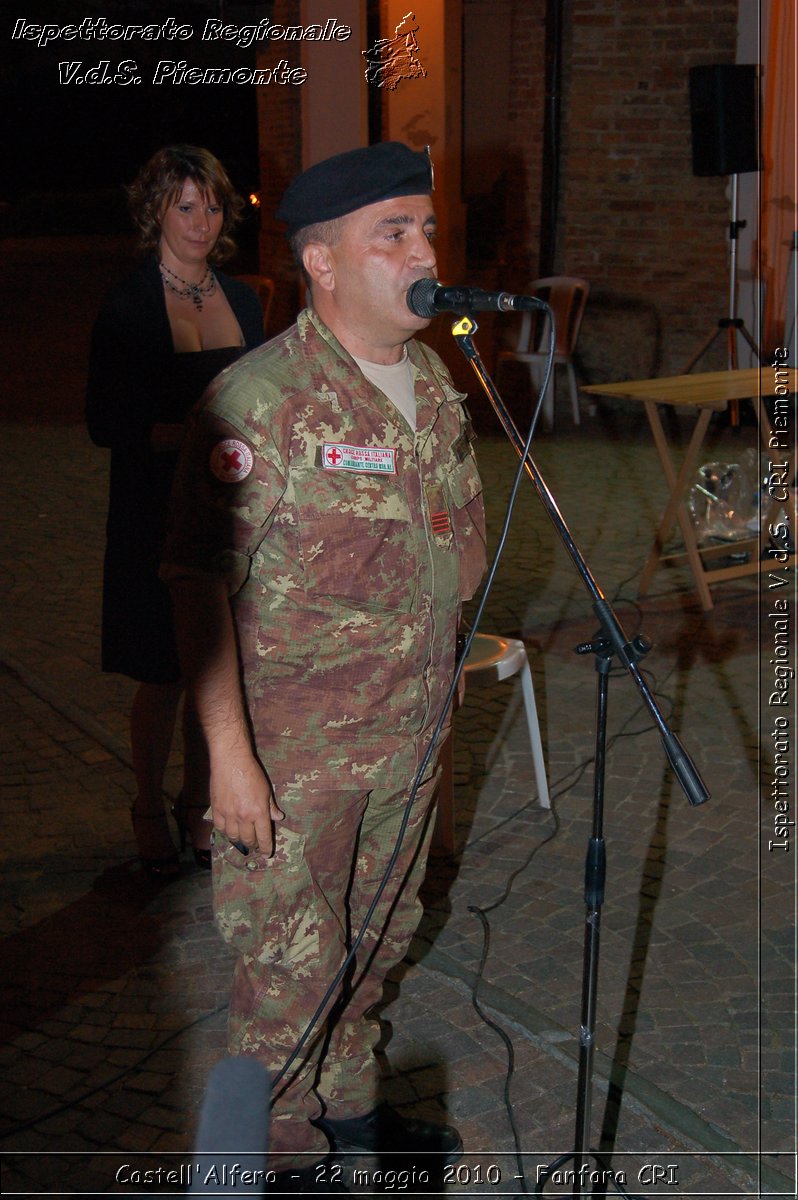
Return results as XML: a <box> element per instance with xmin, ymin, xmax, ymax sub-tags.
<box><xmin>683</xmin><ymin>174</ymin><xmax>760</xmax><ymax>374</ymax></box>
<box><xmin>448</xmin><ymin>314</ymin><xmax>710</xmax><ymax>1199</ymax></box>
<box><xmin>682</xmin><ymin>172</ymin><xmax>760</xmax><ymax>427</ymax></box>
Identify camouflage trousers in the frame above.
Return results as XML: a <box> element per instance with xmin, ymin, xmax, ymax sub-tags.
<box><xmin>211</xmin><ymin>771</ymin><xmax>440</xmax><ymax>1165</ymax></box>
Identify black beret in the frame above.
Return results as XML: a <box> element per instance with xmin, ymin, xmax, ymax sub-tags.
<box><xmin>276</xmin><ymin>142</ymin><xmax>433</xmax><ymax>235</ymax></box>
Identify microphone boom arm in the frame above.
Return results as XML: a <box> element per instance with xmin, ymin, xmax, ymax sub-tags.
<box><xmin>450</xmin><ymin>315</ymin><xmax>709</xmax><ymax>807</ymax></box>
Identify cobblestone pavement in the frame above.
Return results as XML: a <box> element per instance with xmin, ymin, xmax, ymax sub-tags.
<box><xmin>0</xmin><ymin>238</ymin><xmax>794</xmax><ymax>1198</ymax></box>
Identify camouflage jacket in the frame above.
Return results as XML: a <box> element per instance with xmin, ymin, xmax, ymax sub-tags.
<box><xmin>163</xmin><ymin>308</ymin><xmax>486</xmax><ymax>791</ymax></box>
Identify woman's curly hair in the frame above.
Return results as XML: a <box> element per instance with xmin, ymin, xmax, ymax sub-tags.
<box><xmin>127</xmin><ymin>144</ymin><xmax>245</xmax><ymax>264</ymax></box>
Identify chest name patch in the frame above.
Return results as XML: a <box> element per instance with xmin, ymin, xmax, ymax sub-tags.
<box><xmin>209</xmin><ymin>438</ymin><xmax>254</xmax><ymax>483</ymax></box>
<box><xmin>321</xmin><ymin>443</ymin><xmax>397</xmax><ymax>474</ymax></box>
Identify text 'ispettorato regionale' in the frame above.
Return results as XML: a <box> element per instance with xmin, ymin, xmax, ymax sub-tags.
<box><xmin>11</xmin><ymin>16</ymin><xmax>353</xmax><ymax>48</ymax></box>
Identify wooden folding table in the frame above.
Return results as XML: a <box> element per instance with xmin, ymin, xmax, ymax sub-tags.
<box><xmin>582</xmin><ymin>366</ymin><xmax>797</xmax><ymax>610</ymax></box>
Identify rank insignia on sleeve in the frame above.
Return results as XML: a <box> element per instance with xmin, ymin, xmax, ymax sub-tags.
<box><xmin>425</xmin><ymin>481</ymin><xmax>452</xmax><ymax>536</ymax></box>
<box><xmin>209</xmin><ymin>438</ymin><xmax>254</xmax><ymax>483</ymax></box>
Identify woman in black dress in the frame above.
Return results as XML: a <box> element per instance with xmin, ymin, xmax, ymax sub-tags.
<box><xmin>87</xmin><ymin>145</ymin><xmax>264</xmax><ymax>876</ymax></box>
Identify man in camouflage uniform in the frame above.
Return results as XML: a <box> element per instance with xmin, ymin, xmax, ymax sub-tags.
<box><xmin>162</xmin><ymin>143</ymin><xmax>486</xmax><ymax>1184</ymax></box>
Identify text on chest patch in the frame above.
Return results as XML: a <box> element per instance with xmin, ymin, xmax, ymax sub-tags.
<box><xmin>321</xmin><ymin>443</ymin><xmax>397</xmax><ymax>474</ymax></box>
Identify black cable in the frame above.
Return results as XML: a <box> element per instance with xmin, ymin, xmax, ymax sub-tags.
<box><xmin>464</xmin><ymin>611</ymin><xmax>677</xmax><ymax>1199</ymax></box>
<box><xmin>469</xmin><ymin>906</ymin><xmax>530</xmax><ymax>1195</ymax></box>
<box><xmin>270</xmin><ymin>299</ymin><xmax>683</xmax><ymax>1198</ymax></box>
<box><xmin>466</xmin><ymin>736</ymin><xmax>657</xmax><ymax>1200</ymax></box>
<box><xmin>464</xmin><ymin>661</ymin><xmax>671</xmax><ymax>860</ymax></box>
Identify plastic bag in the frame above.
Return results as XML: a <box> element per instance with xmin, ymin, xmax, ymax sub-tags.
<box><xmin>688</xmin><ymin>449</ymin><xmax>759</xmax><ymax>543</ymax></box>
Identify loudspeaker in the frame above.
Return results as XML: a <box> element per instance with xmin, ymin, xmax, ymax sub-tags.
<box><xmin>689</xmin><ymin>63</ymin><xmax>760</xmax><ymax>177</ymax></box>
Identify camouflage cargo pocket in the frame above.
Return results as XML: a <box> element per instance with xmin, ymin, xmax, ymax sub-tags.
<box><xmin>211</xmin><ymin>825</ymin><xmax>321</xmax><ymax>970</ymax></box>
<box><xmin>293</xmin><ymin>470</ymin><xmax>415</xmax><ymax>612</ymax></box>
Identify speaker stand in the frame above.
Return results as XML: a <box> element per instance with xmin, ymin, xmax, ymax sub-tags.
<box><xmin>683</xmin><ymin>174</ymin><xmax>760</xmax><ymax>424</ymax></box>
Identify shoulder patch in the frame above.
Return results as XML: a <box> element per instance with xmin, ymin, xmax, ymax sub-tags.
<box><xmin>209</xmin><ymin>438</ymin><xmax>254</xmax><ymax>483</ymax></box>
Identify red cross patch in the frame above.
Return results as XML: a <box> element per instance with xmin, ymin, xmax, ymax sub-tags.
<box><xmin>209</xmin><ymin>438</ymin><xmax>254</xmax><ymax>483</ymax></box>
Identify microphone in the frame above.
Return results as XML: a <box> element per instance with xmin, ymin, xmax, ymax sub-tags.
<box><xmin>189</xmin><ymin>1056</ymin><xmax>270</xmax><ymax>1195</ymax></box>
<box><xmin>406</xmin><ymin>278</ymin><xmax>545</xmax><ymax>318</ymax></box>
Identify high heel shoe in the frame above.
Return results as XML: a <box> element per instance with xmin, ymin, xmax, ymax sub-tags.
<box><xmin>130</xmin><ymin>808</ymin><xmax>181</xmax><ymax>879</ymax></box>
<box><xmin>171</xmin><ymin>794</ymin><xmax>212</xmax><ymax>870</ymax></box>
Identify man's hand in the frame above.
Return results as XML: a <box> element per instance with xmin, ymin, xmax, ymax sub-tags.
<box><xmin>210</xmin><ymin>746</ymin><xmax>285</xmax><ymax>856</ymax></box>
<box><xmin>167</xmin><ymin>573</ymin><xmax>285</xmax><ymax>853</ymax></box>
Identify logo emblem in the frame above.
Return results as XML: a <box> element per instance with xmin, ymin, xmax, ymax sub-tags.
<box><xmin>363</xmin><ymin>11</ymin><xmax>427</xmax><ymax>90</ymax></box>
<box><xmin>209</xmin><ymin>438</ymin><xmax>253</xmax><ymax>483</ymax></box>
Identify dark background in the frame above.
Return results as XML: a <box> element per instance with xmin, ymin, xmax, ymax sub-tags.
<box><xmin>1</xmin><ymin>1</ymin><xmax>269</xmax><ymax>236</ymax></box>
<box><xmin>1</xmin><ymin>1</ymin><xmax>278</xmax><ymax>421</ymax></box>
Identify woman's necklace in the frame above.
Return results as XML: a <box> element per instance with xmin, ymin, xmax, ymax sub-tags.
<box><xmin>159</xmin><ymin>262</ymin><xmax>217</xmax><ymax>311</ymax></box>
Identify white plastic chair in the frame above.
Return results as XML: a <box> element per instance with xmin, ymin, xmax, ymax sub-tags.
<box><xmin>433</xmin><ymin>633</ymin><xmax>550</xmax><ymax>854</ymax></box>
<box><xmin>496</xmin><ymin>276</ymin><xmax>590</xmax><ymax>430</ymax></box>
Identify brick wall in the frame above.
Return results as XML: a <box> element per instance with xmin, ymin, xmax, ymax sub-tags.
<box><xmin>255</xmin><ymin>0</ymin><xmax>305</xmax><ymax>334</ymax></box>
<box><xmin>254</xmin><ymin>0</ymin><xmax>742</xmax><ymax>378</ymax></box>
<box><xmin>505</xmin><ymin>0</ymin><xmax>741</xmax><ymax>380</ymax></box>
<box><xmin>502</xmin><ymin>0</ymin><xmax>547</xmax><ymax>290</ymax></box>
